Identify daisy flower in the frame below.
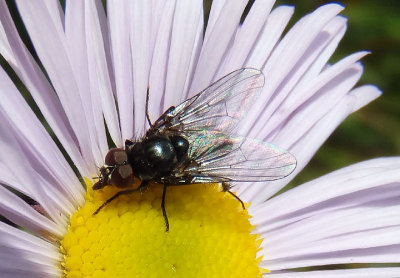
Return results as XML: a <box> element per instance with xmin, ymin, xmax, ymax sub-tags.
<box><xmin>0</xmin><ymin>1</ymin><xmax>399</xmax><ymax>277</ymax></box>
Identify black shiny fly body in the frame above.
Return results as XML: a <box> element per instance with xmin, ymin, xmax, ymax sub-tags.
<box><xmin>93</xmin><ymin>68</ymin><xmax>297</xmax><ymax>231</ymax></box>
<box><xmin>127</xmin><ymin>134</ymin><xmax>189</xmax><ymax>184</ymax></box>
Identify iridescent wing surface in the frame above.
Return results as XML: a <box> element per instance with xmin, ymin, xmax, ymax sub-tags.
<box><xmin>152</xmin><ymin>68</ymin><xmax>296</xmax><ymax>183</ymax></box>
<box><xmin>154</xmin><ymin>68</ymin><xmax>265</xmax><ymax>136</ymax></box>
<box><xmin>177</xmin><ymin>132</ymin><xmax>296</xmax><ymax>183</ymax></box>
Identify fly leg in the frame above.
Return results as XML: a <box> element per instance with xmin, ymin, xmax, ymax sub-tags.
<box><xmin>161</xmin><ymin>183</ymin><xmax>169</xmax><ymax>232</ymax></box>
<box><xmin>93</xmin><ymin>188</ymin><xmax>137</xmax><ymax>215</ymax></box>
<box><xmin>93</xmin><ymin>180</ymin><xmax>150</xmax><ymax>215</ymax></box>
<box><xmin>145</xmin><ymin>85</ymin><xmax>176</xmax><ymax>135</ymax></box>
<box><xmin>146</xmin><ymin>106</ymin><xmax>176</xmax><ymax>136</ymax></box>
<box><xmin>222</xmin><ymin>182</ymin><xmax>246</xmax><ymax>210</ymax></box>
<box><xmin>145</xmin><ymin>86</ymin><xmax>152</xmax><ymax>127</ymax></box>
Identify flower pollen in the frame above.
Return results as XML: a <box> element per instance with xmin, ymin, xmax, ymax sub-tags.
<box><xmin>60</xmin><ymin>180</ymin><xmax>265</xmax><ymax>278</ymax></box>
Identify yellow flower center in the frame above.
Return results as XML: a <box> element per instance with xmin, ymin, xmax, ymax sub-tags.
<box><xmin>60</xmin><ymin>179</ymin><xmax>266</xmax><ymax>277</ymax></box>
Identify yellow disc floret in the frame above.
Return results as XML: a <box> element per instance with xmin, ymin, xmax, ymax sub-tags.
<box><xmin>60</xmin><ymin>179</ymin><xmax>265</xmax><ymax>278</ymax></box>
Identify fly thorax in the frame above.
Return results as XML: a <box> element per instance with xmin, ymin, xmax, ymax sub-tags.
<box><xmin>146</xmin><ymin>136</ymin><xmax>177</xmax><ymax>170</ymax></box>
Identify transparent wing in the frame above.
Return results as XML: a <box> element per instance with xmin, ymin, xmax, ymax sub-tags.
<box><xmin>155</xmin><ymin>68</ymin><xmax>264</xmax><ymax>136</ymax></box>
<box><xmin>179</xmin><ymin>132</ymin><xmax>297</xmax><ymax>183</ymax></box>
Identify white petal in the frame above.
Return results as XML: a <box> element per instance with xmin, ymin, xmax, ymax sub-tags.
<box><xmin>189</xmin><ymin>0</ymin><xmax>248</xmax><ymax>94</ymax></box>
<box><xmin>0</xmin><ymin>11</ymin><xmax>15</xmax><ymax>65</ymax></box>
<box><xmin>0</xmin><ymin>249</ymin><xmax>59</xmax><ymax>277</ymax></box>
<box><xmin>252</xmin><ymin>157</ymin><xmax>400</xmax><ymax>229</ymax></box>
<box><xmin>150</xmin><ymin>0</ymin><xmax>167</xmax><ymax>49</ymax></box>
<box><xmin>65</xmin><ymin>1</ymin><xmax>121</xmax><ymax>161</ymax></box>
<box><xmin>147</xmin><ymin>0</ymin><xmax>177</xmax><ymax>121</ymax></box>
<box><xmin>350</xmin><ymin>84</ymin><xmax>382</xmax><ymax>112</ymax></box>
<box><xmin>238</xmin><ymin>61</ymin><xmax>365</xmax><ymax>202</ymax></box>
<box><xmin>264</xmin><ymin>207</ymin><xmax>400</xmax><ymax>257</ymax></box>
<box><xmin>0</xmin><ymin>2</ymin><xmax>88</xmax><ymax>175</ymax></box>
<box><xmin>15</xmin><ymin>0</ymin><xmax>98</xmax><ymax>172</ymax></box>
<box><xmin>130</xmin><ymin>1</ymin><xmax>152</xmax><ymax>134</ymax></box>
<box><xmin>0</xmin><ymin>115</ymin><xmax>72</xmax><ymax>230</ymax></box>
<box><xmin>163</xmin><ymin>0</ymin><xmax>204</xmax><ymax>110</ymax></box>
<box><xmin>266</xmin><ymin>268</ymin><xmax>400</xmax><ymax>277</ymax></box>
<box><xmin>205</xmin><ymin>0</ymin><xmax>226</xmax><ymax>37</ymax></box>
<box><xmin>250</xmin><ymin>157</ymin><xmax>400</xmax><ymax>269</ymax></box>
<box><xmin>266</xmin><ymin>55</ymin><xmax>366</xmax><ymax>142</ymax></box>
<box><xmin>217</xmin><ymin>0</ymin><xmax>275</xmax><ymax>74</ymax></box>
<box><xmin>0</xmin><ymin>222</ymin><xmax>60</xmax><ymax>262</ymax></box>
<box><xmin>0</xmin><ymin>69</ymin><xmax>84</xmax><ymax>210</ymax></box>
<box><xmin>0</xmin><ymin>185</ymin><xmax>63</xmax><ymax>237</ymax></box>
<box><xmin>243</xmin><ymin>4</ymin><xmax>344</xmax><ymax>136</ymax></box>
<box><xmin>245</xmin><ymin>5</ymin><xmax>294</xmax><ymax>69</ymax></box>
<box><xmin>64</xmin><ymin>1</ymin><xmax>105</xmax><ymax>167</ymax></box>
<box><xmin>293</xmin><ymin>16</ymin><xmax>347</xmax><ymax>86</ymax></box>
<box><xmin>86</xmin><ymin>0</ymin><xmax>118</xmax><ymax>151</ymax></box>
<box><xmin>179</xmin><ymin>8</ymin><xmax>204</xmax><ymax>101</ymax></box>
<box><xmin>107</xmin><ymin>0</ymin><xmax>135</xmax><ymax>141</ymax></box>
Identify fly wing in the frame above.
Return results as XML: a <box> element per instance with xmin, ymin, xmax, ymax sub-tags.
<box><xmin>156</xmin><ymin>68</ymin><xmax>264</xmax><ymax>136</ymax></box>
<box><xmin>181</xmin><ymin>132</ymin><xmax>297</xmax><ymax>183</ymax></box>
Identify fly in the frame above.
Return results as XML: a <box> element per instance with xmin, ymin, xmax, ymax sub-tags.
<box><xmin>92</xmin><ymin>68</ymin><xmax>297</xmax><ymax>231</ymax></box>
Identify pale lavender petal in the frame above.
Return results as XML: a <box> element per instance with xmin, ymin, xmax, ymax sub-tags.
<box><xmin>65</xmin><ymin>1</ymin><xmax>120</xmax><ymax>161</ymax></box>
<box><xmin>0</xmin><ymin>222</ymin><xmax>60</xmax><ymax>262</ymax></box>
<box><xmin>162</xmin><ymin>0</ymin><xmax>204</xmax><ymax>110</ymax></box>
<box><xmin>257</xmin><ymin>83</ymin><xmax>380</xmax><ymax>201</ymax></box>
<box><xmin>237</xmin><ymin>61</ymin><xmax>366</xmax><ymax>202</ymax></box>
<box><xmin>243</xmin><ymin>4</ymin><xmax>344</xmax><ymax>136</ymax></box>
<box><xmin>205</xmin><ymin>0</ymin><xmax>226</xmax><ymax>37</ymax></box>
<box><xmin>189</xmin><ymin>0</ymin><xmax>248</xmax><ymax>95</ymax></box>
<box><xmin>0</xmin><ymin>69</ymin><xmax>84</xmax><ymax>210</ymax></box>
<box><xmin>350</xmin><ymin>84</ymin><xmax>382</xmax><ymax>112</ymax></box>
<box><xmin>85</xmin><ymin>0</ymin><xmax>121</xmax><ymax>148</ymax></box>
<box><xmin>293</xmin><ymin>17</ymin><xmax>347</xmax><ymax>87</ymax></box>
<box><xmin>64</xmin><ymin>1</ymin><xmax>105</xmax><ymax>167</ymax></box>
<box><xmin>107</xmin><ymin>0</ymin><xmax>135</xmax><ymax>142</ymax></box>
<box><xmin>0</xmin><ymin>14</ymin><xmax>14</xmax><ymax>64</ymax></box>
<box><xmin>217</xmin><ymin>0</ymin><xmax>275</xmax><ymax>74</ymax></box>
<box><xmin>266</xmin><ymin>268</ymin><xmax>400</xmax><ymax>277</ymax></box>
<box><xmin>252</xmin><ymin>157</ymin><xmax>400</xmax><ymax>230</ymax></box>
<box><xmin>0</xmin><ymin>2</ymin><xmax>88</xmax><ymax>175</ymax></box>
<box><xmin>245</xmin><ymin>5</ymin><xmax>294</xmax><ymax>69</ymax></box>
<box><xmin>15</xmin><ymin>0</ymin><xmax>98</xmax><ymax>172</ymax></box>
<box><xmin>0</xmin><ymin>185</ymin><xmax>63</xmax><ymax>238</ymax></box>
<box><xmin>0</xmin><ymin>249</ymin><xmax>59</xmax><ymax>277</ymax></box>
<box><xmin>179</xmin><ymin>9</ymin><xmax>204</xmax><ymax>100</ymax></box>
<box><xmin>147</xmin><ymin>0</ymin><xmax>177</xmax><ymax>122</ymax></box>
<box><xmin>0</xmin><ymin>114</ymin><xmax>72</xmax><ymax>229</ymax></box>
<box><xmin>130</xmin><ymin>1</ymin><xmax>152</xmax><ymax>134</ymax></box>
<box><xmin>256</xmin><ymin>15</ymin><xmax>348</xmax><ymax>138</ymax></box>
<box><xmin>150</xmin><ymin>0</ymin><xmax>167</xmax><ymax>50</ymax></box>
<box><xmin>250</xmin><ymin>157</ymin><xmax>400</xmax><ymax>270</ymax></box>
<box><xmin>236</xmin><ymin>95</ymin><xmax>354</xmax><ymax>201</ymax></box>
<box><xmin>264</xmin><ymin>52</ymin><xmax>368</xmax><ymax>140</ymax></box>
<box><xmin>94</xmin><ymin>0</ymin><xmax>116</xmax><ymax>93</ymax></box>
<box><xmin>264</xmin><ymin>208</ymin><xmax>400</xmax><ymax>259</ymax></box>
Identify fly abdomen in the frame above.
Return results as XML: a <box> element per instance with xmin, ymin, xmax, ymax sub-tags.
<box><xmin>170</xmin><ymin>135</ymin><xmax>189</xmax><ymax>163</ymax></box>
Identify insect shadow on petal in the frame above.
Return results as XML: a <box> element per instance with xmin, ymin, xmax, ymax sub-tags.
<box><xmin>92</xmin><ymin>68</ymin><xmax>297</xmax><ymax>231</ymax></box>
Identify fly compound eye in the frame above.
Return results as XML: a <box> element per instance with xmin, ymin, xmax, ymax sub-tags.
<box><xmin>110</xmin><ymin>164</ymin><xmax>134</xmax><ymax>188</ymax></box>
<box><xmin>105</xmin><ymin>148</ymin><xmax>128</xmax><ymax>166</ymax></box>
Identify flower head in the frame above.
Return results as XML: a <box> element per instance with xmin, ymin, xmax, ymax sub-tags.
<box><xmin>0</xmin><ymin>1</ymin><xmax>399</xmax><ymax>277</ymax></box>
